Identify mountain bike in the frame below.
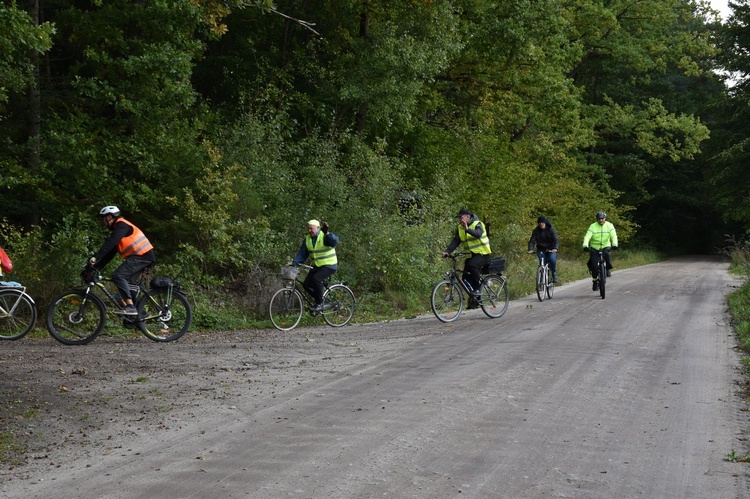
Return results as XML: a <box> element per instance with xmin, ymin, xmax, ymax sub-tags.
<box><xmin>431</xmin><ymin>252</ymin><xmax>509</xmax><ymax>323</ymax></box>
<box><xmin>588</xmin><ymin>247</ymin><xmax>611</xmax><ymax>300</ymax></box>
<box><xmin>533</xmin><ymin>250</ymin><xmax>554</xmax><ymax>301</ymax></box>
<box><xmin>46</xmin><ymin>264</ymin><xmax>192</xmax><ymax>345</ymax></box>
<box><xmin>0</xmin><ymin>282</ymin><xmax>37</xmax><ymax>340</ymax></box>
<box><xmin>269</xmin><ymin>264</ymin><xmax>355</xmax><ymax>331</ymax></box>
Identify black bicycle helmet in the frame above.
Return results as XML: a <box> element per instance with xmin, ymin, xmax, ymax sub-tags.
<box><xmin>595</xmin><ymin>211</ymin><xmax>606</xmax><ymax>220</ymax></box>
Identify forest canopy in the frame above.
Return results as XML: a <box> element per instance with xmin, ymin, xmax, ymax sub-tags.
<box><xmin>1</xmin><ymin>0</ymin><xmax>747</xmax><ymax>319</ymax></box>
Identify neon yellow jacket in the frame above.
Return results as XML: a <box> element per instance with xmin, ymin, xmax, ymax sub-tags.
<box><xmin>583</xmin><ymin>221</ymin><xmax>618</xmax><ymax>249</ymax></box>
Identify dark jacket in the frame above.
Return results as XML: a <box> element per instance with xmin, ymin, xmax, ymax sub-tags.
<box><xmin>528</xmin><ymin>216</ymin><xmax>559</xmax><ymax>251</ymax></box>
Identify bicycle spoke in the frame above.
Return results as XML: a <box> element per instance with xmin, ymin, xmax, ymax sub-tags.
<box><xmin>480</xmin><ymin>275</ymin><xmax>509</xmax><ymax>319</ymax></box>
<box><xmin>322</xmin><ymin>284</ymin><xmax>355</xmax><ymax>327</ymax></box>
<box><xmin>270</xmin><ymin>288</ymin><xmax>303</xmax><ymax>331</ymax></box>
<box><xmin>431</xmin><ymin>280</ymin><xmax>463</xmax><ymax>322</ymax></box>
<box><xmin>46</xmin><ymin>291</ymin><xmax>106</xmax><ymax>345</ymax></box>
<box><xmin>138</xmin><ymin>288</ymin><xmax>192</xmax><ymax>342</ymax></box>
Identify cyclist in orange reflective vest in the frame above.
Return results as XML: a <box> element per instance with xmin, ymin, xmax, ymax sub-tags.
<box><xmin>292</xmin><ymin>219</ymin><xmax>339</xmax><ymax>312</ymax></box>
<box><xmin>443</xmin><ymin>208</ymin><xmax>492</xmax><ymax>308</ymax></box>
<box><xmin>87</xmin><ymin>206</ymin><xmax>156</xmax><ymax>316</ymax></box>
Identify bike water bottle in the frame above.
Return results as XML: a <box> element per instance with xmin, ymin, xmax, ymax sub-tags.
<box><xmin>114</xmin><ymin>293</ymin><xmax>125</xmax><ymax>307</ymax></box>
<box><xmin>463</xmin><ymin>278</ymin><xmax>473</xmax><ymax>292</ymax></box>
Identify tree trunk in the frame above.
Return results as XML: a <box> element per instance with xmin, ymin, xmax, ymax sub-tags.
<box><xmin>355</xmin><ymin>6</ymin><xmax>369</xmax><ymax>134</ymax></box>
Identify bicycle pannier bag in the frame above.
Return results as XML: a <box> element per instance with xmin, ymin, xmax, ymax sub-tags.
<box><xmin>481</xmin><ymin>257</ymin><xmax>506</xmax><ymax>274</ymax></box>
<box><xmin>0</xmin><ymin>248</ymin><xmax>12</xmax><ymax>274</ymax></box>
<box><xmin>150</xmin><ymin>277</ymin><xmax>172</xmax><ymax>289</ymax></box>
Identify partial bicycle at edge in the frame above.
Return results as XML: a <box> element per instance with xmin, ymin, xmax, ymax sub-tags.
<box><xmin>0</xmin><ymin>279</ymin><xmax>37</xmax><ymax>340</ymax></box>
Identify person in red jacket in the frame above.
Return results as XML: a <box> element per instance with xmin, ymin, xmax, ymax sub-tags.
<box><xmin>84</xmin><ymin>206</ymin><xmax>156</xmax><ymax>316</ymax></box>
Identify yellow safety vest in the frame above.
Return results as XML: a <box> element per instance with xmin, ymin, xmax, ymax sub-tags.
<box><xmin>459</xmin><ymin>220</ymin><xmax>491</xmax><ymax>255</ymax></box>
<box><xmin>306</xmin><ymin>234</ymin><xmax>337</xmax><ymax>266</ymax></box>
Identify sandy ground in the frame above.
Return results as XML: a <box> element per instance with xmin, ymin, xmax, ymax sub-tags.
<box><xmin>1</xmin><ymin>256</ymin><xmax>748</xmax><ymax>498</ymax></box>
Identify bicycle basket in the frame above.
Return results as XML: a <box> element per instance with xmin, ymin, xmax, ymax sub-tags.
<box><xmin>481</xmin><ymin>257</ymin><xmax>506</xmax><ymax>274</ymax></box>
<box><xmin>150</xmin><ymin>277</ymin><xmax>172</xmax><ymax>289</ymax></box>
<box><xmin>281</xmin><ymin>265</ymin><xmax>298</xmax><ymax>280</ymax></box>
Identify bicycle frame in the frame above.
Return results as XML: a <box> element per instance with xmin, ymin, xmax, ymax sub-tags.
<box><xmin>534</xmin><ymin>251</ymin><xmax>554</xmax><ymax>301</ymax></box>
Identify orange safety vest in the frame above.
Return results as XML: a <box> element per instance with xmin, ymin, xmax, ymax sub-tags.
<box><xmin>116</xmin><ymin>218</ymin><xmax>154</xmax><ymax>258</ymax></box>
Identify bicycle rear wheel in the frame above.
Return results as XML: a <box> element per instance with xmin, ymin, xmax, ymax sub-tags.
<box><xmin>0</xmin><ymin>289</ymin><xmax>37</xmax><ymax>340</ymax></box>
<box><xmin>431</xmin><ymin>279</ymin><xmax>463</xmax><ymax>323</ymax></box>
<box><xmin>598</xmin><ymin>260</ymin><xmax>606</xmax><ymax>299</ymax></box>
<box><xmin>546</xmin><ymin>266</ymin><xmax>554</xmax><ymax>299</ymax></box>
<box><xmin>480</xmin><ymin>275</ymin><xmax>509</xmax><ymax>318</ymax></box>
<box><xmin>535</xmin><ymin>266</ymin><xmax>545</xmax><ymax>302</ymax></box>
<box><xmin>138</xmin><ymin>288</ymin><xmax>192</xmax><ymax>342</ymax></box>
<box><xmin>270</xmin><ymin>288</ymin><xmax>304</xmax><ymax>331</ymax></box>
<box><xmin>322</xmin><ymin>284</ymin><xmax>355</xmax><ymax>327</ymax></box>
<box><xmin>46</xmin><ymin>290</ymin><xmax>106</xmax><ymax>345</ymax></box>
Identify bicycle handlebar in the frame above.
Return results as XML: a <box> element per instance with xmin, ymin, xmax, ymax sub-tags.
<box><xmin>443</xmin><ymin>252</ymin><xmax>470</xmax><ymax>259</ymax></box>
<box><xmin>291</xmin><ymin>263</ymin><xmax>314</xmax><ymax>270</ymax></box>
<box><xmin>584</xmin><ymin>246</ymin><xmax>612</xmax><ymax>253</ymax></box>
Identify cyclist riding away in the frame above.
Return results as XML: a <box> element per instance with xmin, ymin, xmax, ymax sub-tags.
<box><xmin>291</xmin><ymin>219</ymin><xmax>339</xmax><ymax>312</ymax></box>
<box><xmin>443</xmin><ymin>208</ymin><xmax>492</xmax><ymax>309</ymax></box>
<box><xmin>527</xmin><ymin>215</ymin><xmax>559</xmax><ymax>282</ymax></box>
<box><xmin>84</xmin><ymin>206</ymin><xmax>156</xmax><ymax>316</ymax></box>
<box><xmin>582</xmin><ymin>211</ymin><xmax>618</xmax><ymax>291</ymax></box>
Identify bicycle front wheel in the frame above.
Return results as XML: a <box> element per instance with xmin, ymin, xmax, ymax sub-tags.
<box><xmin>599</xmin><ymin>260</ymin><xmax>606</xmax><ymax>299</ymax></box>
<box><xmin>546</xmin><ymin>267</ymin><xmax>554</xmax><ymax>299</ymax></box>
<box><xmin>0</xmin><ymin>289</ymin><xmax>37</xmax><ymax>340</ymax></box>
<box><xmin>322</xmin><ymin>284</ymin><xmax>355</xmax><ymax>327</ymax></box>
<box><xmin>138</xmin><ymin>288</ymin><xmax>192</xmax><ymax>342</ymax></box>
<box><xmin>480</xmin><ymin>275</ymin><xmax>510</xmax><ymax>318</ymax></box>
<box><xmin>46</xmin><ymin>290</ymin><xmax>106</xmax><ymax>345</ymax></box>
<box><xmin>270</xmin><ymin>288</ymin><xmax>304</xmax><ymax>331</ymax></box>
<box><xmin>431</xmin><ymin>279</ymin><xmax>463</xmax><ymax>323</ymax></box>
<box><xmin>535</xmin><ymin>266</ymin><xmax>545</xmax><ymax>302</ymax></box>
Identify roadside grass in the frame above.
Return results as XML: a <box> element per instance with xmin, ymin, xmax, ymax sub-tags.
<box><xmin>726</xmin><ymin>240</ymin><xmax>750</xmax><ymax>464</ymax></box>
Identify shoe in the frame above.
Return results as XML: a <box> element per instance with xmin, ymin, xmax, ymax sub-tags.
<box><xmin>310</xmin><ymin>303</ymin><xmax>323</xmax><ymax>312</ymax></box>
<box><xmin>470</xmin><ymin>290</ymin><xmax>481</xmax><ymax>298</ymax></box>
<box><xmin>115</xmin><ymin>305</ymin><xmax>138</xmax><ymax>316</ymax></box>
<box><xmin>606</xmin><ymin>270</ymin><xmax>612</xmax><ymax>277</ymax></box>
<box><xmin>467</xmin><ymin>299</ymin><xmax>479</xmax><ymax>310</ymax></box>
<box><xmin>552</xmin><ymin>275</ymin><xmax>557</xmax><ymax>283</ymax></box>
<box><xmin>592</xmin><ymin>281</ymin><xmax>599</xmax><ymax>291</ymax></box>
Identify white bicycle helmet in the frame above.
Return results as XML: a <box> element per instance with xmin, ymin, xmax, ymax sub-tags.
<box><xmin>99</xmin><ymin>205</ymin><xmax>121</xmax><ymax>217</ymax></box>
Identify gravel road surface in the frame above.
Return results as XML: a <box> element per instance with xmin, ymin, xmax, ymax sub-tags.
<box><xmin>0</xmin><ymin>255</ymin><xmax>748</xmax><ymax>498</ymax></box>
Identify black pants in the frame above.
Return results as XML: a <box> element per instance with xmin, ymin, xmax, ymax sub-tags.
<box><xmin>463</xmin><ymin>253</ymin><xmax>491</xmax><ymax>292</ymax></box>
<box><xmin>303</xmin><ymin>266</ymin><xmax>336</xmax><ymax>305</ymax></box>
<box><xmin>586</xmin><ymin>249</ymin><xmax>612</xmax><ymax>277</ymax></box>
<box><xmin>112</xmin><ymin>256</ymin><xmax>153</xmax><ymax>300</ymax></box>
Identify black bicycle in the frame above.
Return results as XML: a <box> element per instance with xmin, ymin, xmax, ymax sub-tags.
<box><xmin>431</xmin><ymin>252</ymin><xmax>509</xmax><ymax>322</ymax></box>
<box><xmin>0</xmin><ymin>282</ymin><xmax>37</xmax><ymax>340</ymax></box>
<box><xmin>269</xmin><ymin>264</ymin><xmax>355</xmax><ymax>331</ymax></box>
<box><xmin>588</xmin><ymin>247</ymin><xmax>611</xmax><ymax>299</ymax></box>
<box><xmin>46</xmin><ymin>264</ymin><xmax>192</xmax><ymax>345</ymax></box>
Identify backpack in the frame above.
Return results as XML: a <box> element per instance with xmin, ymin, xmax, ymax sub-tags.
<box><xmin>0</xmin><ymin>248</ymin><xmax>12</xmax><ymax>274</ymax></box>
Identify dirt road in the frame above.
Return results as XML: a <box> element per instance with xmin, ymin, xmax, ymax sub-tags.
<box><xmin>1</xmin><ymin>256</ymin><xmax>748</xmax><ymax>498</ymax></box>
